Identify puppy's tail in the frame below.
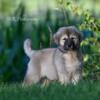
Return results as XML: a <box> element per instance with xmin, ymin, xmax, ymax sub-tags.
<box><xmin>24</xmin><ymin>39</ymin><xmax>34</xmax><ymax>58</ymax></box>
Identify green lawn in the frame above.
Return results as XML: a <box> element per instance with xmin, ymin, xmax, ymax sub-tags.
<box><xmin>0</xmin><ymin>80</ymin><xmax>100</xmax><ymax>100</ymax></box>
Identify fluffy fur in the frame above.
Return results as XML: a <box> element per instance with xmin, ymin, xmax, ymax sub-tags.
<box><xmin>23</xmin><ymin>26</ymin><xmax>83</xmax><ymax>85</ymax></box>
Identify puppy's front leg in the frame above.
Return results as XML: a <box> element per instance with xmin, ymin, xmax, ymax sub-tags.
<box><xmin>55</xmin><ymin>62</ymin><xmax>70</xmax><ymax>84</ymax></box>
<box><xmin>55</xmin><ymin>55</ymin><xmax>70</xmax><ymax>85</ymax></box>
<box><xmin>58</xmin><ymin>73</ymin><xmax>70</xmax><ymax>85</ymax></box>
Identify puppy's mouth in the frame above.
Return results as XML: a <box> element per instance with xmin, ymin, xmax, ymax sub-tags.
<box><xmin>64</xmin><ymin>44</ymin><xmax>76</xmax><ymax>51</ymax></box>
<box><xmin>59</xmin><ymin>44</ymin><xmax>75</xmax><ymax>53</ymax></box>
<box><xmin>64</xmin><ymin>44</ymin><xmax>73</xmax><ymax>50</ymax></box>
<box><xmin>64</xmin><ymin>40</ymin><xmax>75</xmax><ymax>50</ymax></box>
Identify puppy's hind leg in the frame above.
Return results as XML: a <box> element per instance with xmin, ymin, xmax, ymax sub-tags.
<box><xmin>39</xmin><ymin>77</ymin><xmax>51</xmax><ymax>87</ymax></box>
<box><xmin>23</xmin><ymin>60</ymin><xmax>41</xmax><ymax>85</ymax></box>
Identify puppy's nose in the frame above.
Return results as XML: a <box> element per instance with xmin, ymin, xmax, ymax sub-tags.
<box><xmin>67</xmin><ymin>39</ymin><xmax>72</xmax><ymax>47</ymax></box>
<box><xmin>68</xmin><ymin>43</ymin><xmax>72</xmax><ymax>48</ymax></box>
<box><xmin>64</xmin><ymin>39</ymin><xmax>73</xmax><ymax>49</ymax></box>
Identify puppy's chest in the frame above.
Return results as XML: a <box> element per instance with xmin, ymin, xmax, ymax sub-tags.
<box><xmin>63</xmin><ymin>53</ymin><xmax>81</xmax><ymax>71</ymax></box>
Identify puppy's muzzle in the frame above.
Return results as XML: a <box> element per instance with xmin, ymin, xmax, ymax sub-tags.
<box><xmin>64</xmin><ymin>39</ymin><xmax>75</xmax><ymax>50</ymax></box>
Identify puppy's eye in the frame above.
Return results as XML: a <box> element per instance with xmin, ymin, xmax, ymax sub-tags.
<box><xmin>63</xmin><ymin>38</ymin><xmax>66</xmax><ymax>40</ymax></box>
<box><xmin>71</xmin><ymin>37</ymin><xmax>75</xmax><ymax>40</ymax></box>
<box><xmin>71</xmin><ymin>37</ymin><xmax>77</xmax><ymax>40</ymax></box>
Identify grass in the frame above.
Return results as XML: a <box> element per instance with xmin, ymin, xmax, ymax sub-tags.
<box><xmin>0</xmin><ymin>80</ymin><xmax>100</xmax><ymax>100</ymax></box>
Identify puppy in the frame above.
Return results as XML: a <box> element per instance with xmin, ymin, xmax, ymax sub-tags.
<box><xmin>23</xmin><ymin>26</ymin><xmax>83</xmax><ymax>85</ymax></box>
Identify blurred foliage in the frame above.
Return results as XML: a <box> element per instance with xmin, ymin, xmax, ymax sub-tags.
<box><xmin>55</xmin><ymin>0</ymin><xmax>100</xmax><ymax>80</ymax></box>
<box><xmin>0</xmin><ymin>0</ymin><xmax>100</xmax><ymax>82</ymax></box>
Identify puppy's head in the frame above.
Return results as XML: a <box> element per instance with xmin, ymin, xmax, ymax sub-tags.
<box><xmin>53</xmin><ymin>26</ymin><xmax>82</xmax><ymax>52</ymax></box>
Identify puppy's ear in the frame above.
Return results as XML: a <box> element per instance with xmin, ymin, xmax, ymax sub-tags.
<box><xmin>53</xmin><ymin>34</ymin><xmax>59</xmax><ymax>45</ymax></box>
<box><xmin>78</xmin><ymin>32</ymin><xmax>83</xmax><ymax>42</ymax></box>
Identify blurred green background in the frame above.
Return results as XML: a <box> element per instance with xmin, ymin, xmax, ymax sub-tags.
<box><xmin>0</xmin><ymin>0</ymin><xmax>100</xmax><ymax>83</ymax></box>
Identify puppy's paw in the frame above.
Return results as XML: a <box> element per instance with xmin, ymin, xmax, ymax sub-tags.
<box><xmin>59</xmin><ymin>74</ymin><xmax>69</xmax><ymax>85</ymax></box>
<box><xmin>71</xmin><ymin>74</ymin><xmax>81</xmax><ymax>85</ymax></box>
<box><xmin>71</xmin><ymin>79</ymin><xmax>78</xmax><ymax>85</ymax></box>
